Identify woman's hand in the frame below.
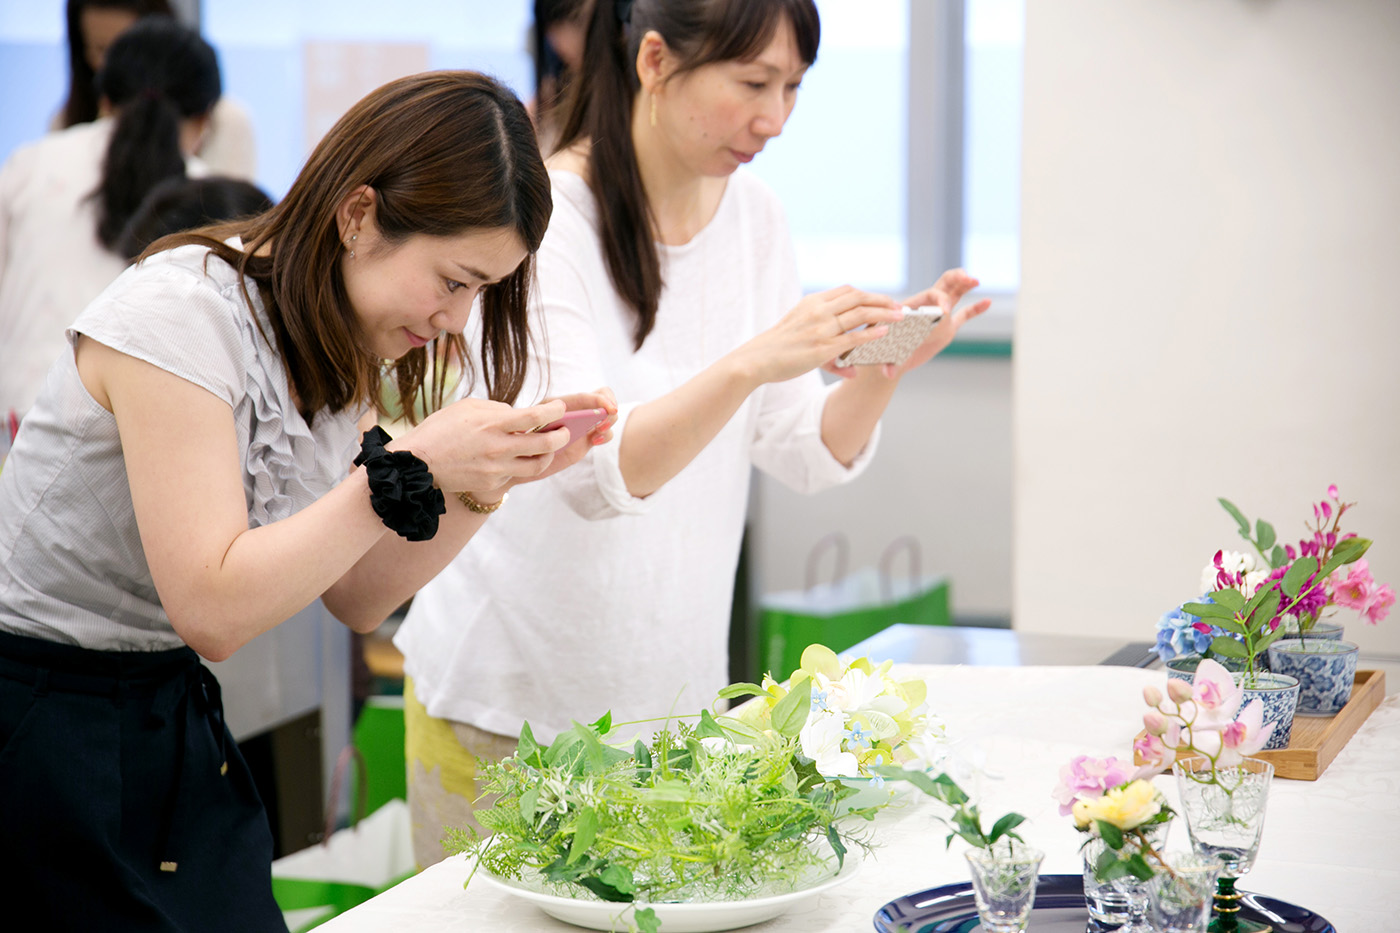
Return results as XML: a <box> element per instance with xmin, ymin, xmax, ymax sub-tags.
<box><xmin>392</xmin><ymin>396</ymin><xmax>572</xmax><ymax>494</ymax></box>
<box><xmin>823</xmin><ymin>269</ymin><xmax>991</xmax><ymax>380</ymax></box>
<box><xmin>892</xmin><ymin>269</ymin><xmax>991</xmax><ymax>374</ymax></box>
<box><xmin>729</xmin><ymin>286</ymin><xmax>902</xmax><ymax>386</ymax></box>
<box><xmin>511</xmin><ymin>388</ymin><xmax>619</xmax><ymax>486</ymax></box>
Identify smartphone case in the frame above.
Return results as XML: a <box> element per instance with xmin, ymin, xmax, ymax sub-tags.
<box><xmin>836</xmin><ymin>309</ymin><xmax>944</xmax><ymax>366</ymax></box>
<box><xmin>532</xmin><ymin>408</ymin><xmax>607</xmax><ymax>445</ymax></box>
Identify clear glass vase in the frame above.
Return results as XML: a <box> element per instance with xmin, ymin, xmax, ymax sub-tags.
<box><xmin>1173</xmin><ymin>757</ymin><xmax>1273</xmax><ymax>933</ymax></box>
<box><xmin>963</xmin><ymin>839</ymin><xmax>1044</xmax><ymax>933</ymax></box>
<box><xmin>1148</xmin><ymin>851</ymin><xmax>1224</xmax><ymax>933</ymax></box>
<box><xmin>1081</xmin><ymin>822</ymin><xmax>1169</xmax><ymax>933</ymax></box>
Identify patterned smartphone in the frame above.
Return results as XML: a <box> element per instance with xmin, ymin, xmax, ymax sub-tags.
<box><xmin>836</xmin><ymin>307</ymin><xmax>945</xmax><ymax>366</ymax></box>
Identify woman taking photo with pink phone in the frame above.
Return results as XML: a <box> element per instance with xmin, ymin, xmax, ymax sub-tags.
<box><xmin>396</xmin><ymin>0</ymin><xmax>989</xmax><ymax>866</ymax></box>
<box><xmin>0</xmin><ymin>71</ymin><xmax>610</xmax><ymax>930</ymax></box>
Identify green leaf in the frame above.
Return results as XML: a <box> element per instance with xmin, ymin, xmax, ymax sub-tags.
<box><xmin>825</xmin><ymin>824</ymin><xmax>848</xmax><ymax>869</ymax></box>
<box><xmin>516</xmin><ymin>721</ymin><xmax>543</xmax><ymax>769</ymax></box>
<box><xmin>1255</xmin><ymin>520</ymin><xmax>1276</xmax><ymax>552</ymax></box>
<box><xmin>714</xmin><ymin>716</ymin><xmax>763</xmax><ymax>743</ymax></box>
<box><xmin>1209</xmin><ymin>635</ymin><xmax>1249</xmax><ymax>658</ymax></box>
<box><xmin>1320</xmin><ymin>537</ymin><xmax>1372</xmax><ymax>577</ymax></box>
<box><xmin>633</xmin><ymin>739</ymin><xmax>652</xmax><ymax>772</ymax></box>
<box><xmin>1214</xmin><ymin>617</ymin><xmax>1249</xmax><ymax>637</ymax></box>
<box><xmin>1096</xmin><ymin>820</ymin><xmax>1124</xmax><ymax>849</ymax></box>
<box><xmin>989</xmin><ymin>812</ymin><xmax>1026</xmax><ymax>843</ymax></box>
<box><xmin>1281</xmin><ymin>559</ymin><xmax>1313</xmax><ymax>598</ymax></box>
<box><xmin>716</xmin><ymin>682</ymin><xmax>765</xmax><ymax>699</ymax></box>
<box><xmin>589</xmin><ymin>711</ymin><xmax>612</xmax><ymax>736</ymax></box>
<box><xmin>518</xmin><ymin>785</ymin><xmax>540</xmax><ymax>822</ymax></box>
<box><xmin>567</xmin><ymin>807</ymin><xmax>598</xmax><ymax>865</ymax></box>
<box><xmin>1270</xmin><ymin>545</ymin><xmax>1288</xmax><ymax>569</ymax></box>
<box><xmin>1255</xmin><ymin>625</ymin><xmax>1288</xmax><ymax>655</ymax></box>
<box><xmin>634</xmin><ymin>907</ymin><xmax>660</xmax><ymax>933</ymax></box>
<box><xmin>1245</xmin><ymin>589</ymin><xmax>1280</xmax><ymax>633</ymax></box>
<box><xmin>1219</xmin><ymin>498</ymin><xmax>1251</xmax><ymax>535</ymax></box>
<box><xmin>1124</xmin><ymin>852</ymin><xmax>1154</xmax><ymax>881</ymax></box>
<box><xmin>1209</xmin><ymin>589</ymin><xmax>1246</xmax><ymax>612</ymax></box>
<box><xmin>695</xmin><ymin>709</ymin><xmax>728</xmax><ymax>740</ymax></box>
<box><xmin>770</xmin><ymin>677</ymin><xmax>812</xmax><ymax>738</ymax></box>
<box><xmin>578</xmin><ymin>863</ymin><xmax>635</xmax><ymax>902</ymax></box>
<box><xmin>1183</xmin><ymin>601</ymin><xmax>1236</xmax><ymax>621</ymax></box>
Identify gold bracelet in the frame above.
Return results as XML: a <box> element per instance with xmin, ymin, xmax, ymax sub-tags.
<box><xmin>456</xmin><ymin>490</ymin><xmax>507</xmax><ymax>514</ymax></box>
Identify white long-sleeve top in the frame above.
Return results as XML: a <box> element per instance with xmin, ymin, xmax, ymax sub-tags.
<box><xmin>396</xmin><ymin>169</ymin><xmax>879</xmax><ymax>741</ymax></box>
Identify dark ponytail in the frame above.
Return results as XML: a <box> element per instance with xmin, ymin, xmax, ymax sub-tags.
<box><xmin>555</xmin><ymin>0</ymin><xmax>819</xmax><ymax>349</ymax></box>
<box><xmin>91</xmin><ymin>17</ymin><xmax>220</xmax><ymax>250</ymax></box>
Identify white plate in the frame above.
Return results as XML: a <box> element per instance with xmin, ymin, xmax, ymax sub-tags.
<box><xmin>477</xmin><ymin>851</ymin><xmax>861</xmax><ymax>933</ymax></box>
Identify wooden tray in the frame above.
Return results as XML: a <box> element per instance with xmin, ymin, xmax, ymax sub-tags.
<box><xmin>1141</xmin><ymin>670</ymin><xmax>1387</xmax><ymax>781</ymax></box>
<box><xmin>1255</xmin><ymin>669</ymin><xmax>1387</xmax><ymax>780</ymax></box>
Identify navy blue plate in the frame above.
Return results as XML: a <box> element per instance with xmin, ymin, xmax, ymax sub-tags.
<box><xmin>873</xmin><ymin>874</ymin><xmax>1335</xmax><ymax>933</ymax></box>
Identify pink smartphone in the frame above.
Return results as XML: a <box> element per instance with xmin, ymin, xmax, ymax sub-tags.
<box><xmin>531</xmin><ymin>408</ymin><xmax>608</xmax><ymax>446</ymax></box>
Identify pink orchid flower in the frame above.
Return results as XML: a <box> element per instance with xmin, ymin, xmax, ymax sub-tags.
<box><xmin>1190</xmin><ymin>699</ymin><xmax>1274</xmax><ymax>766</ymax></box>
<box><xmin>1131</xmin><ymin>730</ymin><xmax>1176</xmax><ymax>780</ymax></box>
<box><xmin>1187</xmin><ymin>658</ymin><xmax>1243</xmax><ymax>730</ymax></box>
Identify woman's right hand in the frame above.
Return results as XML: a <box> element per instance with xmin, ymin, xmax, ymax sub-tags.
<box><xmin>391</xmin><ymin>396</ymin><xmax>571</xmax><ymax>494</ymax></box>
<box><xmin>729</xmin><ymin>286</ymin><xmax>902</xmax><ymax>386</ymax></box>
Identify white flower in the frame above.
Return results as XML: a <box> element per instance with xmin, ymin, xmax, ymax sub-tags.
<box><xmin>800</xmin><ymin>712</ymin><xmax>860</xmax><ymax>776</ymax></box>
<box><xmin>1201</xmin><ymin>550</ymin><xmax>1266</xmax><ymax>595</ymax></box>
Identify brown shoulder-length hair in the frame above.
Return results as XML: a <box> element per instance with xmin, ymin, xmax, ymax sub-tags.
<box><xmin>556</xmin><ymin>0</ymin><xmax>819</xmax><ymax>349</ymax></box>
<box><xmin>153</xmin><ymin>71</ymin><xmax>552</xmax><ymax>422</ymax></box>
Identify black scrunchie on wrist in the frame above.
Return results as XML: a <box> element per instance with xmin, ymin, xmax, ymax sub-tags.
<box><xmin>354</xmin><ymin>426</ymin><xmax>446</xmax><ymax>542</ymax></box>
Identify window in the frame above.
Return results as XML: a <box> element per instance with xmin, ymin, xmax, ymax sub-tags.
<box><xmin>0</xmin><ymin>0</ymin><xmax>1024</xmax><ymax>331</ymax></box>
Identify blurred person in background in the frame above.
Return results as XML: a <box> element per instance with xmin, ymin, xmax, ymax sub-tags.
<box><xmin>118</xmin><ymin>174</ymin><xmax>273</xmax><ymax>259</ymax></box>
<box><xmin>0</xmin><ymin>17</ymin><xmax>220</xmax><ymax>420</ymax></box>
<box><xmin>56</xmin><ymin>0</ymin><xmax>257</xmax><ymax>178</ymax></box>
<box><xmin>530</xmin><ymin>0</ymin><xmax>591</xmax><ymax>154</ymax></box>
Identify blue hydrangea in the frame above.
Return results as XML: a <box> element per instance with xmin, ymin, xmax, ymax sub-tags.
<box><xmin>1153</xmin><ymin>596</ymin><xmax>1216</xmax><ymax>662</ymax></box>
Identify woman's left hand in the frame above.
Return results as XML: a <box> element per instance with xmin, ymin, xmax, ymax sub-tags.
<box><xmin>825</xmin><ymin>268</ymin><xmax>992</xmax><ymax>379</ymax></box>
<box><xmin>513</xmin><ymin>387</ymin><xmax>618</xmax><ymax>485</ymax></box>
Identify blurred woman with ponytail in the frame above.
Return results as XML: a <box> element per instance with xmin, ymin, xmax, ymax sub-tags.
<box><xmin>0</xmin><ymin>17</ymin><xmax>219</xmax><ymax>419</ymax></box>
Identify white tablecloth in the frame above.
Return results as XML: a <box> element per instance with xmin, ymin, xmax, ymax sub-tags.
<box><xmin>320</xmin><ymin>665</ymin><xmax>1399</xmax><ymax>932</ymax></box>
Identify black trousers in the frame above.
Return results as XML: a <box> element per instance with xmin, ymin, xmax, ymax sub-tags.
<box><xmin>0</xmin><ymin>631</ymin><xmax>287</xmax><ymax>932</ymax></box>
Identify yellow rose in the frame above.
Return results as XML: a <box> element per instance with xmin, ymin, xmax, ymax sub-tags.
<box><xmin>1071</xmin><ymin>780</ymin><xmax>1162</xmax><ymax>831</ymax></box>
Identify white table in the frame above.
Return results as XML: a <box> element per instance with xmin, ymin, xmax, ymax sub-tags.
<box><xmin>320</xmin><ymin>665</ymin><xmax>1400</xmax><ymax>932</ymax></box>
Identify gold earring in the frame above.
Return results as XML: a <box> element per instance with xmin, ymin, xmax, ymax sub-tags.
<box><xmin>649</xmin><ymin>94</ymin><xmax>657</xmax><ymax>128</ymax></box>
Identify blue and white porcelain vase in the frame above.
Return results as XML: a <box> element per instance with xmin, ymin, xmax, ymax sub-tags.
<box><xmin>1279</xmin><ymin>620</ymin><xmax>1345</xmax><ymax>641</ymax></box>
<box><xmin>1234</xmin><ymin>672</ymin><xmax>1300</xmax><ymax>750</ymax></box>
<box><xmin>1266</xmin><ymin>639</ymin><xmax>1360</xmax><ymax>716</ymax></box>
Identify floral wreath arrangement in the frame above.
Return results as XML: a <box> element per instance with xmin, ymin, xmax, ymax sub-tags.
<box><xmin>722</xmin><ymin>644</ymin><xmax>948</xmax><ymax>780</ymax></box>
<box><xmin>1154</xmin><ymin>486</ymin><xmax>1385</xmax><ymax>679</ymax></box>
<box><xmin>449</xmin><ymin>705</ymin><xmax>867</xmax><ymax>933</ymax></box>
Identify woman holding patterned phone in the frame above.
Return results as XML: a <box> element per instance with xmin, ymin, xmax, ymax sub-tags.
<box><xmin>395</xmin><ymin>0</ymin><xmax>988</xmax><ymax>866</ymax></box>
<box><xmin>0</xmin><ymin>72</ymin><xmax>611</xmax><ymax>930</ymax></box>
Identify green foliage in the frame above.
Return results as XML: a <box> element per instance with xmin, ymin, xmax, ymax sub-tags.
<box><xmin>873</xmin><ymin>765</ymin><xmax>1026</xmax><ymax>852</ymax></box>
<box><xmin>450</xmin><ymin>715</ymin><xmax>866</xmax><ymax>908</ymax></box>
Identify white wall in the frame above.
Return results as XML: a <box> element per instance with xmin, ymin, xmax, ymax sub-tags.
<box><xmin>1014</xmin><ymin>0</ymin><xmax>1400</xmax><ymax>659</ymax></box>
<box><xmin>752</xmin><ymin>355</ymin><xmax>1013</xmax><ymax>621</ymax></box>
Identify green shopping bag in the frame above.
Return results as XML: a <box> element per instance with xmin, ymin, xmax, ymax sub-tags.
<box><xmin>272</xmin><ymin>748</ymin><xmax>416</xmax><ymax>931</ymax></box>
<box><xmin>758</xmin><ymin>534</ymin><xmax>950</xmax><ymax>681</ymax></box>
